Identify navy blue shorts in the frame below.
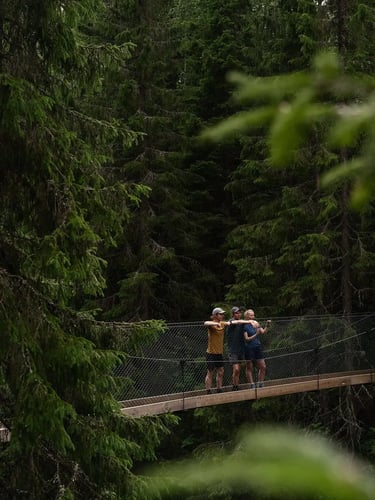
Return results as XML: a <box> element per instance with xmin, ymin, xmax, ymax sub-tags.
<box><xmin>245</xmin><ymin>345</ymin><xmax>265</xmax><ymax>361</ymax></box>
<box><xmin>206</xmin><ymin>353</ymin><xmax>224</xmax><ymax>370</ymax></box>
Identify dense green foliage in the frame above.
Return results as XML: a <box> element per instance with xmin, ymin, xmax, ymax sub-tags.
<box><xmin>94</xmin><ymin>0</ymin><xmax>218</xmax><ymax>322</ymax></box>
<box><xmin>0</xmin><ymin>0</ymin><xmax>176</xmax><ymax>497</ymax></box>
<box><xmin>84</xmin><ymin>0</ymin><xmax>375</xmax><ymax>322</ymax></box>
<box><xmin>201</xmin><ymin>0</ymin><xmax>375</xmax><ymax>318</ymax></box>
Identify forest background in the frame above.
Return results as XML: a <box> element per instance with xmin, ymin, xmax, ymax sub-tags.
<box><xmin>1</xmin><ymin>0</ymin><xmax>375</xmax><ymax>498</ymax></box>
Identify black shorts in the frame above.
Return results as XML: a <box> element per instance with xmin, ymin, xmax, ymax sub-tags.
<box><xmin>228</xmin><ymin>352</ymin><xmax>245</xmax><ymax>364</ymax></box>
<box><xmin>206</xmin><ymin>353</ymin><xmax>224</xmax><ymax>370</ymax></box>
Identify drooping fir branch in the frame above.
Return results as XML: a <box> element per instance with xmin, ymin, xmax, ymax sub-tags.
<box><xmin>0</xmin><ymin>267</ymin><xmax>172</xmax><ymax>497</ymax></box>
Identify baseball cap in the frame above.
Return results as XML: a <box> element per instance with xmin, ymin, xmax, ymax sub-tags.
<box><xmin>212</xmin><ymin>307</ymin><xmax>225</xmax><ymax>315</ymax></box>
<box><xmin>231</xmin><ymin>306</ymin><xmax>241</xmax><ymax>313</ymax></box>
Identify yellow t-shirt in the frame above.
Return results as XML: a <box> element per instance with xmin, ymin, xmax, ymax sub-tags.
<box><xmin>207</xmin><ymin>321</ymin><xmax>226</xmax><ymax>354</ymax></box>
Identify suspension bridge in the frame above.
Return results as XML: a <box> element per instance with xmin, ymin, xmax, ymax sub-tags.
<box><xmin>1</xmin><ymin>313</ymin><xmax>374</xmax><ymax>440</ymax></box>
<box><xmin>118</xmin><ymin>313</ymin><xmax>375</xmax><ymax>417</ymax></box>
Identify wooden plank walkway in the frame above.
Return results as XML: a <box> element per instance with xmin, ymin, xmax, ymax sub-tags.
<box><xmin>120</xmin><ymin>369</ymin><xmax>375</xmax><ymax>417</ymax></box>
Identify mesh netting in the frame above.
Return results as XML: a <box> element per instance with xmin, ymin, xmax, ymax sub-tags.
<box><xmin>116</xmin><ymin>313</ymin><xmax>375</xmax><ymax>403</ymax></box>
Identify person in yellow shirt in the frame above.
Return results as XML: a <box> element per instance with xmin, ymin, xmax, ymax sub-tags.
<box><xmin>204</xmin><ymin>307</ymin><xmax>227</xmax><ymax>394</ymax></box>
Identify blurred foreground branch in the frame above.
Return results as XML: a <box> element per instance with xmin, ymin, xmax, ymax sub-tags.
<box><xmin>201</xmin><ymin>52</ymin><xmax>375</xmax><ymax>210</ymax></box>
<box><xmin>147</xmin><ymin>426</ymin><xmax>375</xmax><ymax>499</ymax></box>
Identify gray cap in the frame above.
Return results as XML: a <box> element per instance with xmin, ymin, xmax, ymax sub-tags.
<box><xmin>231</xmin><ymin>306</ymin><xmax>241</xmax><ymax>313</ymax></box>
<box><xmin>212</xmin><ymin>307</ymin><xmax>225</xmax><ymax>315</ymax></box>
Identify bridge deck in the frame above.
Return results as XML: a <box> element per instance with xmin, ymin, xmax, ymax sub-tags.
<box><xmin>1</xmin><ymin>370</ymin><xmax>373</xmax><ymax>442</ymax></box>
<box><xmin>121</xmin><ymin>369</ymin><xmax>374</xmax><ymax>417</ymax></box>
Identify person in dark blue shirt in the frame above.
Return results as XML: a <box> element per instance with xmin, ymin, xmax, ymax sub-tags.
<box><xmin>243</xmin><ymin>309</ymin><xmax>271</xmax><ymax>388</ymax></box>
<box><xmin>226</xmin><ymin>306</ymin><xmax>253</xmax><ymax>390</ymax></box>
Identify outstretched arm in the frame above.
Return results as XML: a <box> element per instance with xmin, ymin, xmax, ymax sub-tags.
<box><xmin>204</xmin><ymin>320</ymin><xmax>219</xmax><ymax>326</ymax></box>
<box><xmin>258</xmin><ymin>319</ymin><xmax>272</xmax><ymax>334</ymax></box>
<box><xmin>204</xmin><ymin>320</ymin><xmax>230</xmax><ymax>327</ymax></box>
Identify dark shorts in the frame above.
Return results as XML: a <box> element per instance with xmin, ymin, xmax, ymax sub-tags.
<box><xmin>206</xmin><ymin>353</ymin><xmax>224</xmax><ymax>370</ymax></box>
<box><xmin>228</xmin><ymin>352</ymin><xmax>245</xmax><ymax>364</ymax></box>
<box><xmin>245</xmin><ymin>345</ymin><xmax>265</xmax><ymax>361</ymax></box>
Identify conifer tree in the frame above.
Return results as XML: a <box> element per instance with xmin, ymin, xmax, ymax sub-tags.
<box><xmin>222</xmin><ymin>0</ymin><xmax>375</xmax><ymax>316</ymax></box>
<box><xmin>0</xmin><ymin>0</ymin><xmax>176</xmax><ymax>497</ymax></box>
<box><xmin>92</xmin><ymin>0</ymin><xmax>222</xmax><ymax>322</ymax></box>
<box><xmin>165</xmin><ymin>0</ymin><xmax>271</xmax><ymax>309</ymax></box>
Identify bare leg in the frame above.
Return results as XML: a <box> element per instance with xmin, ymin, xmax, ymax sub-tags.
<box><xmin>216</xmin><ymin>366</ymin><xmax>224</xmax><ymax>389</ymax></box>
<box><xmin>256</xmin><ymin>359</ymin><xmax>266</xmax><ymax>383</ymax></box>
<box><xmin>205</xmin><ymin>368</ymin><xmax>213</xmax><ymax>390</ymax></box>
<box><xmin>232</xmin><ymin>363</ymin><xmax>241</xmax><ymax>387</ymax></box>
<box><xmin>245</xmin><ymin>361</ymin><xmax>254</xmax><ymax>384</ymax></box>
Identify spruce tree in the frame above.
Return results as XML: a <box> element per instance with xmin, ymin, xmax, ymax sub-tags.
<box><xmin>92</xmin><ymin>0</ymin><xmax>222</xmax><ymax>322</ymax></box>
<box><xmin>222</xmin><ymin>0</ymin><xmax>375</xmax><ymax>316</ymax></box>
<box><xmin>0</xmin><ymin>1</ymin><xmax>176</xmax><ymax>497</ymax></box>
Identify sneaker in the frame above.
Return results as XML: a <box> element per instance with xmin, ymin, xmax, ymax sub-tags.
<box><xmin>206</xmin><ymin>389</ymin><xmax>212</xmax><ymax>394</ymax></box>
<box><xmin>232</xmin><ymin>385</ymin><xmax>239</xmax><ymax>391</ymax></box>
<box><xmin>257</xmin><ymin>382</ymin><xmax>264</xmax><ymax>388</ymax></box>
<box><xmin>250</xmin><ymin>383</ymin><xmax>256</xmax><ymax>389</ymax></box>
<box><xmin>216</xmin><ymin>388</ymin><xmax>223</xmax><ymax>393</ymax></box>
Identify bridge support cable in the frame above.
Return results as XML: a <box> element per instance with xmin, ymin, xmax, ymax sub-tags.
<box><xmin>313</xmin><ymin>347</ymin><xmax>320</xmax><ymax>391</ymax></box>
<box><xmin>179</xmin><ymin>360</ymin><xmax>186</xmax><ymax>411</ymax></box>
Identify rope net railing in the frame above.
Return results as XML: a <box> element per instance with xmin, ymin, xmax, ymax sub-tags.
<box><xmin>116</xmin><ymin>313</ymin><xmax>375</xmax><ymax>405</ymax></box>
